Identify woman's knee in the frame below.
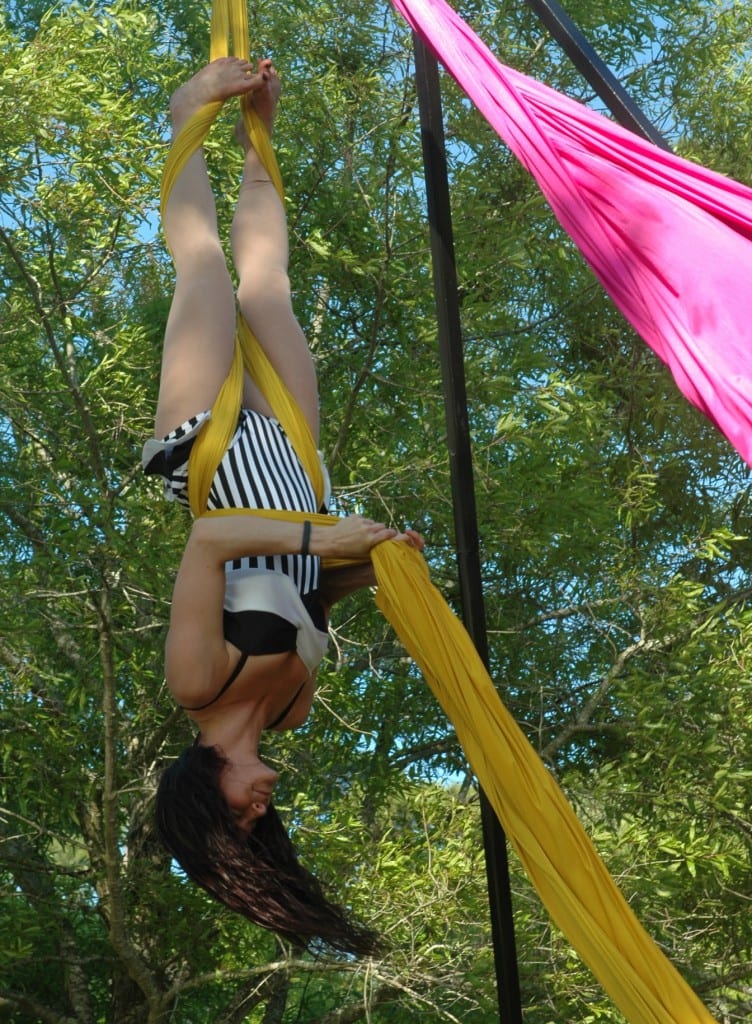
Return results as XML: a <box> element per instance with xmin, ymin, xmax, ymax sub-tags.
<box><xmin>172</xmin><ymin>235</ymin><xmax>229</xmax><ymax>279</ymax></box>
<box><xmin>236</xmin><ymin>269</ymin><xmax>293</xmax><ymax>325</ymax></box>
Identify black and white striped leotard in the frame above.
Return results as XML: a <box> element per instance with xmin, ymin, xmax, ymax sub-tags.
<box><xmin>142</xmin><ymin>408</ymin><xmax>330</xmax><ymax>673</ymax></box>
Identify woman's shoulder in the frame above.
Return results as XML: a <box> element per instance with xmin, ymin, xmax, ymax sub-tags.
<box><xmin>164</xmin><ymin>623</ymin><xmax>237</xmax><ymax>709</ymax></box>
<box><xmin>167</xmin><ymin>648</ymin><xmax>246</xmax><ymax>712</ymax></box>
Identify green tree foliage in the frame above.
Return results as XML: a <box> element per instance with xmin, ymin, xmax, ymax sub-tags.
<box><xmin>1</xmin><ymin>0</ymin><xmax>751</xmax><ymax>1021</ymax></box>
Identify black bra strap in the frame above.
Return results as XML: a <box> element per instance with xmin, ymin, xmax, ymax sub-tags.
<box><xmin>179</xmin><ymin>652</ymin><xmax>249</xmax><ymax>711</ymax></box>
<box><xmin>266</xmin><ymin>680</ymin><xmax>306</xmax><ymax>730</ymax></box>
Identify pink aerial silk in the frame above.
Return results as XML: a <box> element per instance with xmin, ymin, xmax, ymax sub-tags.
<box><xmin>392</xmin><ymin>0</ymin><xmax>752</xmax><ymax>466</ymax></box>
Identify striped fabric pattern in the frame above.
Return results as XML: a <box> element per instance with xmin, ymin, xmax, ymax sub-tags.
<box><xmin>147</xmin><ymin>411</ymin><xmax>210</xmax><ymax>504</ymax></box>
<box><xmin>207</xmin><ymin>410</ymin><xmax>320</xmax><ymax>595</ymax></box>
<box><xmin>148</xmin><ymin>408</ymin><xmax>320</xmax><ymax>596</ymax></box>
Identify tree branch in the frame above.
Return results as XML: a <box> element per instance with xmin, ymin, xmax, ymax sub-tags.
<box><xmin>93</xmin><ymin>578</ymin><xmax>161</xmax><ymax>1010</ymax></box>
<box><xmin>0</xmin><ymin>992</ymin><xmax>78</xmax><ymax>1024</ymax></box>
<box><xmin>541</xmin><ymin>632</ymin><xmax>663</xmax><ymax>761</ymax></box>
<box><xmin>0</xmin><ymin>221</ymin><xmax>109</xmax><ymax>492</ymax></box>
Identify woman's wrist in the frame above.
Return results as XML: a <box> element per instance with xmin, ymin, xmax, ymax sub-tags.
<box><xmin>306</xmin><ymin>523</ymin><xmax>329</xmax><ymax>559</ymax></box>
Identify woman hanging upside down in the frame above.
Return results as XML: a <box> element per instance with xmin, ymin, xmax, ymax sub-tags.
<box><xmin>143</xmin><ymin>57</ymin><xmax>422</xmax><ymax>956</ymax></box>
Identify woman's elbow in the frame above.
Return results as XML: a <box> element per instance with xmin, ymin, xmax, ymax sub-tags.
<box><xmin>187</xmin><ymin>518</ymin><xmax>225</xmax><ymax>564</ymax></box>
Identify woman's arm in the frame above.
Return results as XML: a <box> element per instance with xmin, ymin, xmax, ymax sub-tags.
<box><xmin>188</xmin><ymin>512</ymin><xmax>398</xmax><ymax>564</ymax></box>
<box><xmin>164</xmin><ymin>514</ymin><xmax>398</xmax><ymax>700</ymax></box>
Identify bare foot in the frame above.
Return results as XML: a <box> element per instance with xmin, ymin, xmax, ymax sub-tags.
<box><xmin>247</xmin><ymin>58</ymin><xmax>281</xmax><ymax>136</ymax></box>
<box><xmin>170</xmin><ymin>58</ymin><xmax>268</xmax><ymax>135</ymax></box>
<box><xmin>234</xmin><ymin>116</ymin><xmax>252</xmax><ymax>152</ymax></box>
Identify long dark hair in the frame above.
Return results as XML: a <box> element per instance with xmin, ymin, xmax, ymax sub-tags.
<box><xmin>155</xmin><ymin>743</ymin><xmax>380</xmax><ymax>957</ymax></box>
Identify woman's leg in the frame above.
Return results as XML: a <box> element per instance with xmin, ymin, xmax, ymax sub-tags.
<box><xmin>154</xmin><ymin>59</ymin><xmax>267</xmax><ymax>439</ymax></box>
<box><xmin>231</xmin><ymin>65</ymin><xmax>320</xmax><ymax>444</ymax></box>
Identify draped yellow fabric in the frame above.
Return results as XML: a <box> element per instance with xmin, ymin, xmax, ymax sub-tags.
<box><xmin>160</xmin><ymin>3</ymin><xmax>718</xmax><ymax>1021</ymax></box>
<box><xmin>372</xmin><ymin>542</ymin><xmax>717</xmax><ymax>1024</ymax></box>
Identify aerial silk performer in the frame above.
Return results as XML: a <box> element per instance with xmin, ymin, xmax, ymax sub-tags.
<box><xmin>149</xmin><ymin>40</ymin><xmax>424</xmax><ymax>956</ymax></box>
<box><xmin>151</xmin><ymin>0</ymin><xmax>719</xmax><ymax>1021</ymax></box>
<box><xmin>392</xmin><ymin>0</ymin><xmax>752</xmax><ymax>468</ymax></box>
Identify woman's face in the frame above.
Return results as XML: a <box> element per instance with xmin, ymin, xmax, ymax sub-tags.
<box><xmin>219</xmin><ymin>756</ymin><xmax>279</xmax><ymax>833</ymax></box>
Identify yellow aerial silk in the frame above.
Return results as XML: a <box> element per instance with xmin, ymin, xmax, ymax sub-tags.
<box><xmin>161</xmin><ymin>4</ymin><xmax>718</xmax><ymax>1021</ymax></box>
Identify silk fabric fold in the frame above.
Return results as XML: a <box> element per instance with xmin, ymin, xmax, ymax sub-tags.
<box><xmin>392</xmin><ymin>0</ymin><xmax>752</xmax><ymax>467</ymax></box>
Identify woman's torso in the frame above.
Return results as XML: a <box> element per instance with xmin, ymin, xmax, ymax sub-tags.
<box><xmin>143</xmin><ymin>408</ymin><xmax>330</xmax><ymax>725</ymax></box>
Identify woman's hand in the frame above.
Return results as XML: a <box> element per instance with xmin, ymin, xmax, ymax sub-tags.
<box><xmin>312</xmin><ymin>515</ymin><xmax>398</xmax><ymax>559</ymax></box>
<box><xmin>312</xmin><ymin>517</ymin><xmax>426</xmax><ymax>560</ymax></box>
<box><xmin>318</xmin><ymin>525</ymin><xmax>425</xmax><ymax>614</ymax></box>
<box><xmin>393</xmin><ymin>528</ymin><xmax>425</xmax><ymax>551</ymax></box>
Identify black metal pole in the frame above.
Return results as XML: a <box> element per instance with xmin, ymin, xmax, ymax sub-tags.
<box><xmin>521</xmin><ymin>0</ymin><xmax>670</xmax><ymax>149</ymax></box>
<box><xmin>413</xmin><ymin>32</ymin><xmax>523</xmax><ymax>1024</ymax></box>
